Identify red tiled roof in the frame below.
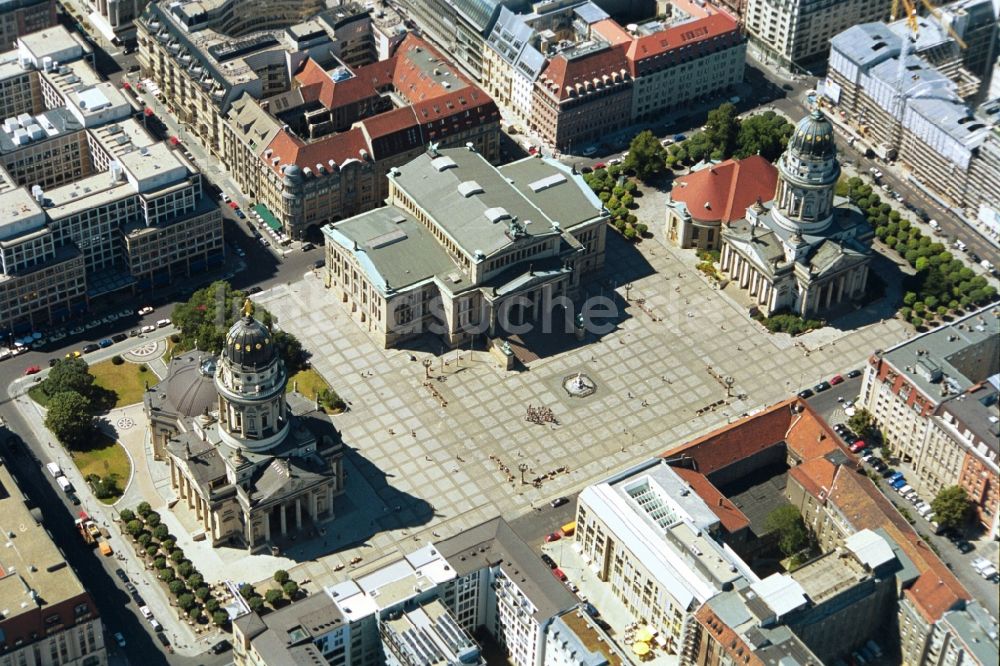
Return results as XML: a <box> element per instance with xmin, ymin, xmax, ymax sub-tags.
<box><xmin>663</xmin><ymin>398</ymin><xmax>969</xmax><ymax>623</ymax></box>
<box><xmin>590</xmin><ymin>19</ymin><xmax>631</xmax><ymax>46</ymax></box>
<box><xmin>671</xmin><ymin>156</ymin><xmax>777</xmax><ymax>224</ymax></box>
<box><xmin>826</xmin><ymin>470</ymin><xmax>968</xmax><ymax>622</ymax></box>
<box><xmin>269</xmin><ymin>33</ymin><xmax>497</xmax><ymax>171</ymax></box>
<box><xmin>660</xmin><ymin>400</ymin><xmax>796</xmax><ymax>474</ymax></box>
<box><xmin>626</xmin><ymin>12</ymin><xmax>740</xmax><ymax>64</ymax></box>
<box><xmin>673</xmin><ymin>467</ymin><xmax>750</xmax><ymax>533</ymax></box>
<box><xmin>785</xmin><ymin>401</ymin><xmax>840</xmax><ymax>462</ymax></box>
<box><xmin>788</xmin><ymin>457</ymin><xmax>837</xmax><ymax>498</ymax></box>
<box><xmin>694</xmin><ymin>605</ymin><xmax>766</xmax><ymax>666</ymax></box>
<box><xmin>539</xmin><ymin>43</ymin><xmax>630</xmax><ymax>101</ymax></box>
<box><xmin>264</xmin><ymin>126</ymin><xmax>370</xmax><ymax>174</ymax></box>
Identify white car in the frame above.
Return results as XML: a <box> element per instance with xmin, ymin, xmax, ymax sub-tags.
<box><xmin>137</xmin><ymin>306</ymin><xmax>154</xmax><ymax>316</ymax></box>
<box><xmin>140</xmin><ymin>325</ymin><xmax>156</xmax><ymax>334</ymax></box>
<box><xmin>139</xmin><ymin>605</ymin><xmax>153</xmax><ymax>620</ymax></box>
<box><xmin>156</xmin><ymin>318</ymin><xmax>171</xmax><ymax>328</ymax></box>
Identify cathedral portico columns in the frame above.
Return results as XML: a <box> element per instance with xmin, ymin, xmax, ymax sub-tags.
<box><xmin>280</xmin><ymin>504</ymin><xmax>287</xmax><ymax>536</ymax></box>
<box><xmin>310</xmin><ymin>492</ymin><xmax>318</xmax><ymax>522</ymax></box>
<box><xmin>295</xmin><ymin>498</ymin><xmax>302</xmax><ymax>530</ymax></box>
<box><xmin>263</xmin><ymin>512</ymin><xmax>270</xmax><ymax>543</ymax></box>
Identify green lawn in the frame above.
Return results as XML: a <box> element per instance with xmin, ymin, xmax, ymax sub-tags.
<box><xmin>286</xmin><ymin>367</ymin><xmax>329</xmax><ymax>400</ymax></box>
<box><xmin>28</xmin><ymin>384</ymin><xmax>50</xmax><ymax>407</ymax></box>
<box><xmin>90</xmin><ymin>359</ymin><xmax>158</xmax><ymax>408</ymax></box>
<box><xmin>69</xmin><ymin>432</ymin><xmax>130</xmax><ymax>504</ymax></box>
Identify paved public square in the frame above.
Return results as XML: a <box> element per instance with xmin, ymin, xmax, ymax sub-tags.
<box><xmin>253</xmin><ymin>231</ymin><xmax>909</xmax><ymax>587</ymax></box>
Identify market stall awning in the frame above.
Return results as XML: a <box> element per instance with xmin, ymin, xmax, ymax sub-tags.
<box><xmin>254</xmin><ymin>204</ymin><xmax>281</xmax><ymax>232</ymax></box>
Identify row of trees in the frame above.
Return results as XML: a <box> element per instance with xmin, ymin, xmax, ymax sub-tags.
<box><xmin>839</xmin><ymin>177</ymin><xmax>997</xmax><ymax>326</ymax></box>
<box><xmin>238</xmin><ymin>570</ymin><xmax>300</xmax><ymax>613</ymax></box>
<box><xmin>122</xmin><ymin>503</ymin><xmax>229</xmax><ymax>626</ymax></box>
<box><xmin>170</xmin><ymin>281</ymin><xmax>306</xmax><ymax>372</ymax></box>
<box><xmin>581</xmin><ymin>164</ymin><xmax>648</xmax><ymax>240</ymax></box>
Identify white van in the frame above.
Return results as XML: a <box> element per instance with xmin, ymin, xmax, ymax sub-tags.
<box><xmin>57</xmin><ymin>476</ymin><xmax>72</xmax><ymax>492</ymax></box>
<box><xmin>928</xmin><ymin>219</ymin><xmax>941</xmax><ymax>232</ymax></box>
<box><xmin>918</xmin><ymin>503</ymin><xmax>933</xmax><ymax>517</ymax></box>
<box><xmin>46</xmin><ymin>462</ymin><xmax>63</xmax><ymax>478</ymax></box>
<box><xmin>898</xmin><ymin>484</ymin><xmax>913</xmax><ymax>496</ymax></box>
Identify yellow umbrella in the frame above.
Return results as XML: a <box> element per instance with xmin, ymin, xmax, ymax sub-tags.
<box><xmin>635</xmin><ymin>626</ymin><xmax>654</xmax><ymax>643</ymax></box>
<box><xmin>632</xmin><ymin>641</ymin><xmax>650</xmax><ymax>656</ymax></box>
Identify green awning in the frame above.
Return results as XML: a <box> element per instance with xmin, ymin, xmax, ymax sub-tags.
<box><xmin>254</xmin><ymin>204</ymin><xmax>282</xmax><ymax>232</ymax></box>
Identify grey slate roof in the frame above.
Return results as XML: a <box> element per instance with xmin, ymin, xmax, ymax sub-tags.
<box><xmin>881</xmin><ymin>304</ymin><xmax>1000</xmax><ymax>404</ymax></box>
<box><xmin>324</xmin><ymin>206</ymin><xmax>455</xmax><ymax>292</ymax></box>
<box><xmin>435</xmin><ymin>516</ymin><xmax>577</xmax><ymax>622</ymax></box>
<box><xmin>830</xmin><ymin>23</ymin><xmax>900</xmax><ymax>68</ymax></box>
<box><xmin>391</xmin><ymin>148</ymin><xmax>602</xmax><ymax>258</ymax></box>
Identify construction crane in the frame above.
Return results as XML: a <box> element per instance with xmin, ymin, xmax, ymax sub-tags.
<box><xmin>891</xmin><ymin>0</ymin><xmax>968</xmax><ymax>49</ymax></box>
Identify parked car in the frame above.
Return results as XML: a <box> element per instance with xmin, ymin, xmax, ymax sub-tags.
<box><xmin>550</xmin><ymin>497</ymin><xmax>569</xmax><ymax>508</ymax></box>
<box><xmin>99</xmin><ymin>338</ymin><xmax>113</xmax><ymax>348</ymax></box>
<box><xmin>814</xmin><ymin>381</ymin><xmax>831</xmax><ymax>392</ymax></box>
<box><xmin>111</xmin><ymin>333</ymin><xmax>128</xmax><ymax>343</ymax></box>
<box><xmin>247</xmin><ymin>286</ymin><xmax>263</xmax><ymax>295</ymax></box>
<box><xmin>955</xmin><ymin>540</ymin><xmax>974</xmax><ymax>554</ymax></box>
<box><xmin>24</xmin><ymin>365</ymin><xmax>40</xmax><ymax>375</ymax></box>
<box><xmin>829</xmin><ymin>374</ymin><xmax>844</xmax><ymax>385</ymax></box>
<box><xmin>82</xmin><ymin>343</ymin><xmax>99</xmax><ymax>354</ymax></box>
<box><xmin>211</xmin><ymin>640</ymin><xmax>231</xmax><ymax>654</ymax></box>
<box><xmin>797</xmin><ymin>388</ymin><xmax>814</xmax><ymax>399</ymax></box>
<box><xmin>544</xmin><ymin>532</ymin><xmax>561</xmax><ymax>543</ymax></box>
<box><xmin>301</xmin><ymin>242</ymin><xmax>315</xmax><ymax>251</ymax></box>
<box><xmin>551</xmin><ymin>568</ymin><xmax>567</xmax><ymax>582</ymax></box>
<box><xmin>313</xmin><ymin>259</ymin><xmax>325</xmax><ymax>269</ymax></box>
<box><xmin>138</xmin><ymin>306</ymin><xmax>154</xmax><ymax>316</ymax></box>
<box><xmin>850</xmin><ymin>440</ymin><xmax>866</xmax><ymax>453</ymax></box>
<box><xmin>541</xmin><ymin>554</ymin><xmax>557</xmax><ymax>569</ymax></box>
<box><xmin>156</xmin><ymin>318</ymin><xmax>171</xmax><ymax>328</ymax></box>
<box><xmin>235</xmin><ymin>209</ymin><xmax>245</xmax><ymax>219</ymax></box>
<box><xmin>113</xmin><ymin>633</ymin><xmax>126</xmax><ymax>648</ymax></box>
<box><xmin>140</xmin><ymin>325</ymin><xmax>156</xmax><ymax>334</ymax></box>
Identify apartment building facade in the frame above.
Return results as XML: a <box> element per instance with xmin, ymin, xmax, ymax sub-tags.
<box><xmin>139</xmin><ymin>2</ymin><xmax>501</xmax><ymax>240</ymax></box>
<box><xmin>233</xmin><ymin>517</ymin><xmax>576</xmax><ymax>666</ymax></box>
<box><xmin>0</xmin><ymin>459</ymin><xmax>107</xmax><ymax>666</ymax></box>
<box><xmin>744</xmin><ymin>0</ymin><xmax>892</xmax><ymax>69</ymax></box>
<box><xmin>481</xmin><ymin>1</ymin><xmax>744</xmax><ymax>152</ymax></box>
<box><xmin>0</xmin><ymin>26</ymin><xmax>222</xmax><ymax>333</ymax></box>
<box><xmin>859</xmin><ymin>306</ymin><xmax>1000</xmax><ymax>537</ymax></box>
<box><xmin>0</xmin><ymin>0</ymin><xmax>58</xmax><ymax>53</ymax></box>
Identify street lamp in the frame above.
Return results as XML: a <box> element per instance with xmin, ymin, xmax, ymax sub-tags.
<box><xmin>518</xmin><ymin>462</ymin><xmax>528</xmax><ymax>485</ymax></box>
<box><xmin>422</xmin><ymin>358</ymin><xmax>432</xmax><ymax>379</ymax></box>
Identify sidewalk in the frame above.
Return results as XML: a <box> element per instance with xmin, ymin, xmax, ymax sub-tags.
<box><xmin>8</xmin><ymin>334</ymin><xmax>214</xmax><ymax>658</ymax></box>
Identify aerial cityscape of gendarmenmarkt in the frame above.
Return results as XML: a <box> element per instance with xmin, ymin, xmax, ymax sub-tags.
<box><xmin>1</xmin><ymin>0</ymin><xmax>999</xmax><ymax>663</ymax></box>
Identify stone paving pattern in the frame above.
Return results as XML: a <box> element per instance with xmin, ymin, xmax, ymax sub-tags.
<box><xmin>252</xmin><ymin>230</ymin><xmax>909</xmax><ymax>587</ymax></box>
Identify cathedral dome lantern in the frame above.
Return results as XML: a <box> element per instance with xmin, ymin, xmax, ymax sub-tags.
<box><xmin>772</xmin><ymin>108</ymin><xmax>840</xmax><ymax>235</ymax></box>
<box><xmin>225</xmin><ymin>300</ymin><xmax>276</xmax><ymax>370</ymax></box>
<box><xmin>215</xmin><ymin>300</ymin><xmax>290</xmax><ymax>453</ymax></box>
<box><xmin>788</xmin><ymin>109</ymin><xmax>836</xmax><ymax>160</ymax></box>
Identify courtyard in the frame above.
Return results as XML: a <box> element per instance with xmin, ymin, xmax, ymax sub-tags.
<box><xmin>247</xmin><ymin>229</ymin><xmax>909</xmax><ymax>587</ymax></box>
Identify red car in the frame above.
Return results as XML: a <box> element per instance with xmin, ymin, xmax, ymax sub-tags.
<box><xmin>850</xmin><ymin>440</ymin><xmax>866</xmax><ymax>453</ymax></box>
<box><xmin>228</xmin><ymin>201</ymin><xmax>239</xmax><ymax>209</ymax></box>
<box><xmin>551</xmin><ymin>568</ymin><xmax>567</xmax><ymax>582</ymax></box>
<box><xmin>24</xmin><ymin>365</ymin><xmax>40</xmax><ymax>375</ymax></box>
<box><xmin>830</xmin><ymin>374</ymin><xmax>844</xmax><ymax>385</ymax></box>
<box><xmin>544</xmin><ymin>532</ymin><xmax>561</xmax><ymax>543</ymax></box>
<box><xmin>593</xmin><ymin>162</ymin><xmax>606</xmax><ymax>170</ymax></box>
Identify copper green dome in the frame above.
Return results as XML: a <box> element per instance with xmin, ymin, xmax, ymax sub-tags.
<box><xmin>788</xmin><ymin>109</ymin><xmax>836</xmax><ymax>160</ymax></box>
<box><xmin>224</xmin><ymin>300</ymin><xmax>276</xmax><ymax>370</ymax></box>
